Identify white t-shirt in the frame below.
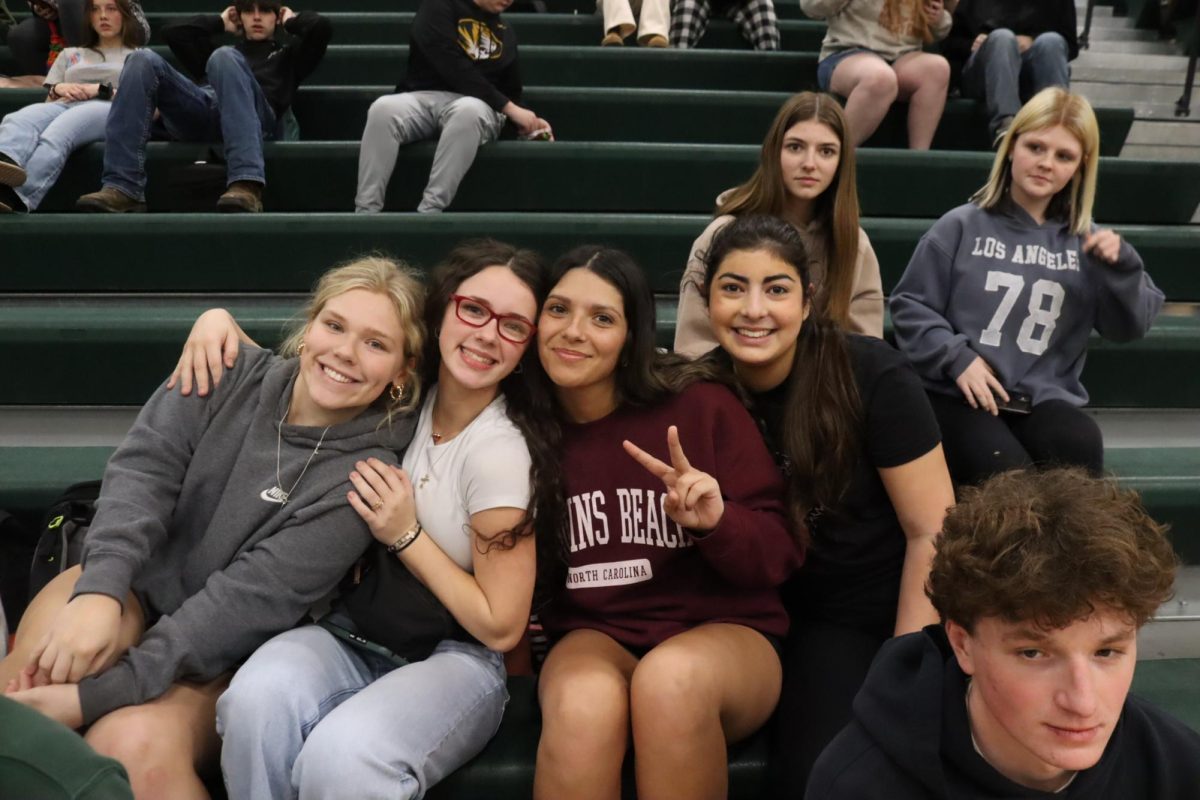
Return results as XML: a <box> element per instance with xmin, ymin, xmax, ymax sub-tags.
<box><xmin>45</xmin><ymin>46</ymin><xmax>136</xmax><ymax>89</ymax></box>
<box><xmin>402</xmin><ymin>387</ymin><xmax>533</xmax><ymax>571</ymax></box>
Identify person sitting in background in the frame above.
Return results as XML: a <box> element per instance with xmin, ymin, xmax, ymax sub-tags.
<box><xmin>356</xmin><ymin>0</ymin><xmax>552</xmax><ymax>214</ymax></box>
<box><xmin>599</xmin><ymin>0</ymin><xmax>669</xmax><ymax>46</ymax></box>
<box><xmin>807</xmin><ymin>467</ymin><xmax>1200</xmax><ymax>799</ymax></box>
<box><xmin>943</xmin><ymin>0</ymin><xmax>1078</xmax><ymax>142</ymax></box>
<box><xmin>670</xmin><ymin>0</ymin><xmax>780</xmax><ymax>50</ymax></box>
<box><xmin>0</xmin><ymin>0</ymin><xmax>146</xmax><ymax>88</ymax></box>
<box><xmin>801</xmin><ymin>0</ymin><xmax>955</xmax><ymax>149</ymax></box>
<box><xmin>75</xmin><ymin>1</ymin><xmax>331</xmax><ymax>214</ymax></box>
<box><xmin>0</xmin><ymin>0</ymin><xmax>141</xmax><ymax>214</ymax></box>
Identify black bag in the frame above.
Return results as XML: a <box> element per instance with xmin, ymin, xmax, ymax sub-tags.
<box><xmin>0</xmin><ymin>509</ymin><xmax>35</xmax><ymax>634</ymax></box>
<box><xmin>337</xmin><ymin>542</ymin><xmax>470</xmax><ymax>664</ymax></box>
<box><xmin>28</xmin><ymin>480</ymin><xmax>101</xmax><ymax>602</ymax></box>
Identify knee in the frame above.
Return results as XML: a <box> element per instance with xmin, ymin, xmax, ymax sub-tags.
<box><xmin>853</xmin><ymin>64</ymin><xmax>899</xmax><ymax>102</ymax></box>
<box><xmin>206</xmin><ymin>46</ymin><xmax>246</xmax><ymax>78</ymax></box>
<box><xmin>630</xmin><ymin>647</ymin><xmax>716</xmax><ymax>733</ymax></box>
<box><xmin>539</xmin><ymin>669</ymin><xmax>630</xmax><ymax>746</ymax></box>
<box><xmin>216</xmin><ymin>665</ymin><xmax>290</xmax><ymax>739</ymax></box>
<box><xmin>295</xmin><ymin>716</ymin><xmax>414</xmax><ymax>800</ymax></box>
<box><xmin>925</xmin><ymin>54</ymin><xmax>951</xmax><ymax>89</ymax></box>
<box><xmin>1032</xmin><ymin>32</ymin><xmax>1068</xmax><ymax>56</ymax></box>
<box><xmin>86</xmin><ymin>709</ymin><xmax>187</xmax><ymax>792</ymax></box>
<box><xmin>125</xmin><ymin>48</ymin><xmax>166</xmax><ymax>76</ymax></box>
<box><xmin>442</xmin><ymin>100</ymin><xmax>494</xmax><ymax>137</ymax></box>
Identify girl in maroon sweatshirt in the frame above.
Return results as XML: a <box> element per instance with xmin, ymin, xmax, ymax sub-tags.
<box><xmin>533</xmin><ymin>245</ymin><xmax>802</xmax><ymax>800</ymax></box>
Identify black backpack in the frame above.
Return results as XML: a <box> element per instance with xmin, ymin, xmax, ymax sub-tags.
<box><xmin>28</xmin><ymin>480</ymin><xmax>101</xmax><ymax>602</ymax></box>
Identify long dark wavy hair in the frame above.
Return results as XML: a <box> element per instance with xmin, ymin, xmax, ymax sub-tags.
<box><xmin>701</xmin><ymin>215</ymin><xmax>862</xmax><ymax>543</ymax></box>
<box><xmin>423</xmin><ymin>239</ymin><xmax>568</xmax><ymax>603</ymax></box>
<box><xmin>548</xmin><ymin>245</ymin><xmax>729</xmax><ymax>408</ymax></box>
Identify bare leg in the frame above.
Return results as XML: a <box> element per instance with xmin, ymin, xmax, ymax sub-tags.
<box><xmin>85</xmin><ymin>676</ymin><xmax>229</xmax><ymax>800</ymax></box>
<box><xmin>893</xmin><ymin>51</ymin><xmax>951</xmax><ymax>150</ymax></box>
<box><xmin>534</xmin><ymin>629</ymin><xmax>639</xmax><ymax>800</ymax></box>
<box><xmin>829</xmin><ymin>52</ymin><xmax>899</xmax><ymax>146</ymax></box>
<box><xmin>631</xmin><ymin>623</ymin><xmax>782</xmax><ymax>800</ymax></box>
<box><xmin>0</xmin><ymin>565</ymin><xmax>144</xmax><ymax>688</ymax></box>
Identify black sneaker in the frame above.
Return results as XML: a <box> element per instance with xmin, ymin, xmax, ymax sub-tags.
<box><xmin>0</xmin><ymin>153</ymin><xmax>27</xmax><ymax>188</ymax></box>
<box><xmin>0</xmin><ymin>183</ymin><xmax>27</xmax><ymax>214</ymax></box>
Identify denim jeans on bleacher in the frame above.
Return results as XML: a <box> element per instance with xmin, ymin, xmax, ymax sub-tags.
<box><xmin>216</xmin><ymin>624</ymin><xmax>507</xmax><ymax>800</ymax></box>
<box><xmin>0</xmin><ymin>100</ymin><xmax>111</xmax><ymax>210</ymax></box>
<box><xmin>101</xmin><ymin>47</ymin><xmax>276</xmax><ymax>202</ymax></box>
<box><xmin>961</xmin><ymin>29</ymin><xmax>1071</xmax><ymax>139</ymax></box>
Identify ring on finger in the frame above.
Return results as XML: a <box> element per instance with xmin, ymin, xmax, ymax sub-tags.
<box><xmin>371</xmin><ymin>500</ymin><xmax>384</xmax><ymax>512</ymax></box>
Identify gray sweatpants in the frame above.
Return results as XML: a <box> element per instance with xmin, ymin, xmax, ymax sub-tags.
<box><xmin>355</xmin><ymin>90</ymin><xmax>506</xmax><ymax>214</ymax></box>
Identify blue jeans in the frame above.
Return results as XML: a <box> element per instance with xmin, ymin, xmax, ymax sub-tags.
<box><xmin>216</xmin><ymin>624</ymin><xmax>508</xmax><ymax>800</ymax></box>
<box><xmin>102</xmin><ymin>47</ymin><xmax>276</xmax><ymax>201</ymax></box>
<box><xmin>961</xmin><ymin>30</ymin><xmax>1070</xmax><ymax>138</ymax></box>
<box><xmin>0</xmin><ymin>99</ymin><xmax>110</xmax><ymax>210</ymax></box>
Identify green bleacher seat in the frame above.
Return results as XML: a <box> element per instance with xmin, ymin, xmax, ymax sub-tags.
<box><xmin>0</xmin><ymin>295</ymin><xmax>1195</xmax><ymax>407</ymax></box>
<box><xmin>0</xmin><ymin>87</ymin><xmax>1135</xmax><ymax>153</ymax></box>
<box><xmin>23</xmin><ymin>143</ymin><xmax>1200</xmax><ymax>222</ymax></box>
<box><xmin>139</xmin><ymin>12</ymin><xmax>830</xmax><ymax>51</ymax></box>
<box><xmin>2</xmin><ymin>214</ymin><xmax>1196</xmax><ymax>300</ymax></box>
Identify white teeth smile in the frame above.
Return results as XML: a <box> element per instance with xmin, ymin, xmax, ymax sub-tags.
<box><xmin>322</xmin><ymin>365</ymin><xmax>353</xmax><ymax>383</ymax></box>
<box><xmin>461</xmin><ymin>347</ymin><xmax>497</xmax><ymax>366</ymax></box>
<box><xmin>736</xmin><ymin>328</ymin><xmax>772</xmax><ymax>339</ymax></box>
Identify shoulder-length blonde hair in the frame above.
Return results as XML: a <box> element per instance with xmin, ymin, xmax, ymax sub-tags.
<box><xmin>971</xmin><ymin>87</ymin><xmax>1100</xmax><ymax>236</ymax></box>
<box><xmin>718</xmin><ymin>91</ymin><xmax>861</xmax><ymax>326</ymax></box>
<box><xmin>280</xmin><ymin>255</ymin><xmax>426</xmax><ymax>421</ymax></box>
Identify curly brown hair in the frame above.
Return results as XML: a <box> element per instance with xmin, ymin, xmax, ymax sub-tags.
<box><xmin>928</xmin><ymin>468</ymin><xmax>1177</xmax><ymax>632</ymax></box>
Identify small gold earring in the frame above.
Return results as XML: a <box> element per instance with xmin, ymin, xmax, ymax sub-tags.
<box><xmin>298</xmin><ymin>342</ymin><xmax>305</xmax><ymax>354</ymax></box>
<box><xmin>390</xmin><ymin>382</ymin><xmax>404</xmax><ymax>402</ymax></box>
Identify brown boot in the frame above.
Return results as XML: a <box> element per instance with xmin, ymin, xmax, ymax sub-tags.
<box><xmin>601</xmin><ymin>30</ymin><xmax>625</xmax><ymax>46</ymax></box>
<box><xmin>639</xmin><ymin>34</ymin><xmax>669</xmax><ymax>47</ymax></box>
<box><xmin>217</xmin><ymin>180</ymin><xmax>263</xmax><ymax>213</ymax></box>
<box><xmin>76</xmin><ymin>186</ymin><xmax>147</xmax><ymax>213</ymax></box>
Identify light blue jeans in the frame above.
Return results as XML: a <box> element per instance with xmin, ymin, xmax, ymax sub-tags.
<box><xmin>216</xmin><ymin>624</ymin><xmax>508</xmax><ymax>800</ymax></box>
<box><xmin>0</xmin><ymin>99</ymin><xmax>111</xmax><ymax>211</ymax></box>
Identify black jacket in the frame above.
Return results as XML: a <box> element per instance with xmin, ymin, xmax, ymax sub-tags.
<box><xmin>943</xmin><ymin>0</ymin><xmax>1078</xmax><ymax>73</ymax></box>
<box><xmin>807</xmin><ymin>626</ymin><xmax>1200</xmax><ymax>799</ymax></box>
<box><xmin>400</xmin><ymin>0</ymin><xmax>521</xmax><ymax>110</ymax></box>
<box><xmin>162</xmin><ymin>11</ymin><xmax>332</xmax><ymax>116</ymax></box>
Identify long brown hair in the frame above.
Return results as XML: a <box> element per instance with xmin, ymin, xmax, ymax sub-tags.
<box><xmin>423</xmin><ymin>240</ymin><xmax>570</xmax><ymax>605</ymax></box>
<box><xmin>81</xmin><ymin>0</ymin><xmax>141</xmax><ymax>51</ymax></box>
<box><xmin>717</xmin><ymin>92</ymin><xmax>861</xmax><ymax>328</ymax></box>
<box><xmin>702</xmin><ymin>215</ymin><xmax>861</xmax><ymax>543</ymax></box>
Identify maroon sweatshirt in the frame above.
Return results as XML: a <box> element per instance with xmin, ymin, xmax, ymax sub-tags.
<box><xmin>539</xmin><ymin>382</ymin><xmax>802</xmax><ymax>650</ymax></box>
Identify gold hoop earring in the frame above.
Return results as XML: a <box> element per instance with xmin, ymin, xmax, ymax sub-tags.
<box><xmin>298</xmin><ymin>342</ymin><xmax>305</xmax><ymax>354</ymax></box>
<box><xmin>390</xmin><ymin>382</ymin><xmax>404</xmax><ymax>402</ymax></box>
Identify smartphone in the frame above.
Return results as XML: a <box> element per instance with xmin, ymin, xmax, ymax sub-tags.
<box><xmin>996</xmin><ymin>392</ymin><xmax>1032</xmax><ymax>415</ymax></box>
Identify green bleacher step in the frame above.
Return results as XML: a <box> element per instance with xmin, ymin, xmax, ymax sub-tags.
<box><xmin>0</xmin><ymin>297</ymin><xmax>1194</xmax><ymax>408</ymax></box>
<box><xmin>137</xmin><ymin>12</ymin><xmax>828</xmax><ymax>51</ymax></box>
<box><xmin>2</xmin><ymin>214</ymin><xmax>1196</xmax><ymax>300</ymax></box>
<box><xmin>0</xmin><ymin>88</ymin><xmax>1134</xmax><ymax>154</ymax></box>
<box><xmin>3</xmin><ymin>445</ymin><xmax>1194</xmax><ymax>564</ymax></box>
<box><xmin>25</xmin><ymin>144</ymin><xmax>1200</xmax><ymax>223</ymax></box>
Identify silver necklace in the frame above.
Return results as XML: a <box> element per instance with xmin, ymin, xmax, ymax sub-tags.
<box><xmin>264</xmin><ymin>404</ymin><xmax>330</xmax><ymax>506</ymax></box>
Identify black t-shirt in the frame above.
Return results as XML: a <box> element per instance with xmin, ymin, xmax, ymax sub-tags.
<box><xmin>754</xmin><ymin>334</ymin><xmax>941</xmax><ymax>637</ymax></box>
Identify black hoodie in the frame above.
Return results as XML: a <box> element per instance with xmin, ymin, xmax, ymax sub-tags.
<box><xmin>807</xmin><ymin>626</ymin><xmax>1200</xmax><ymax>799</ymax></box>
<box><xmin>943</xmin><ymin>0</ymin><xmax>1079</xmax><ymax>74</ymax></box>
<box><xmin>163</xmin><ymin>11</ymin><xmax>332</xmax><ymax>117</ymax></box>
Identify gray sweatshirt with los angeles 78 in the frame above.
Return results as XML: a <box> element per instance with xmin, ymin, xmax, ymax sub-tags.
<box><xmin>890</xmin><ymin>202</ymin><xmax>1163</xmax><ymax>407</ymax></box>
<box><xmin>73</xmin><ymin>346</ymin><xmax>415</xmax><ymax>724</ymax></box>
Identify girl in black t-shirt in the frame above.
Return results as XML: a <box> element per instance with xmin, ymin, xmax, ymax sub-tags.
<box><xmin>695</xmin><ymin>214</ymin><xmax>956</xmax><ymax>794</ymax></box>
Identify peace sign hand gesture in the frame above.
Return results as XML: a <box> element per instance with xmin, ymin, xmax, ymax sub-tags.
<box><xmin>623</xmin><ymin>425</ymin><xmax>724</xmax><ymax>533</ymax></box>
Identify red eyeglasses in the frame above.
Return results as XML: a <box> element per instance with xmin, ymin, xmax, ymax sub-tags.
<box><xmin>450</xmin><ymin>295</ymin><xmax>537</xmax><ymax>344</ymax></box>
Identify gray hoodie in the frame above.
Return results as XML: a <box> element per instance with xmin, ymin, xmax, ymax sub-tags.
<box><xmin>73</xmin><ymin>346</ymin><xmax>415</xmax><ymax>724</ymax></box>
<box><xmin>890</xmin><ymin>201</ymin><xmax>1163</xmax><ymax>406</ymax></box>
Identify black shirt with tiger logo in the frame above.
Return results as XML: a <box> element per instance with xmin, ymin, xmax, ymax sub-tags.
<box><xmin>399</xmin><ymin>0</ymin><xmax>522</xmax><ymax>111</ymax></box>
